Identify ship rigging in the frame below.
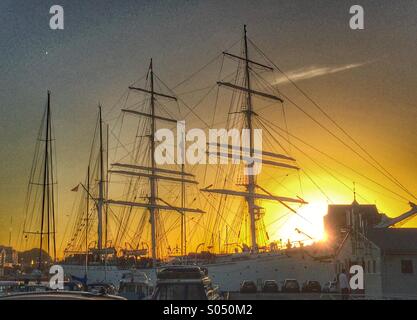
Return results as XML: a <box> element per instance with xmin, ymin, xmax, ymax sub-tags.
<box><xmin>60</xmin><ymin>25</ymin><xmax>417</xmax><ymax>270</ymax></box>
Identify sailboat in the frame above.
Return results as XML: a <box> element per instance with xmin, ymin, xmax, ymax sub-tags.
<box><xmin>20</xmin><ymin>91</ymin><xmax>57</xmax><ymax>272</ymax></box>
<box><xmin>61</xmin><ymin>26</ymin><xmax>416</xmax><ymax>291</ymax></box>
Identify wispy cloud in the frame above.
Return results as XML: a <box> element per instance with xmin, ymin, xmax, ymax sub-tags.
<box><xmin>274</xmin><ymin>61</ymin><xmax>370</xmax><ymax>85</ymax></box>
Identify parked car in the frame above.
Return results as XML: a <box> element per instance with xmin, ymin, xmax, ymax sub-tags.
<box><xmin>281</xmin><ymin>279</ymin><xmax>300</xmax><ymax>293</ymax></box>
<box><xmin>240</xmin><ymin>281</ymin><xmax>257</xmax><ymax>294</ymax></box>
<box><xmin>301</xmin><ymin>280</ymin><xmax>321</xmax><ymax>293</ymax></box>
<box><xmin>322</xmin><ymin>281</ymin><xmax>338</xmax><ymax>293</ymax></box>
<box><xmin>262</xmin><ymin>280</ymin><xmax>279</xmax><ymax>293</ymax></box>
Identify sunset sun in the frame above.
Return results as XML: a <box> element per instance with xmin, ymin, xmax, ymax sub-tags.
<box><xmin>266</xmin><ymin>200</ymin><xmax>329</xmax><ymax>245</ymax></box>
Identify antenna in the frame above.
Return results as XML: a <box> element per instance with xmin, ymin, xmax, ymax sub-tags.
<box><xmin>353</xmin><ymin>182</ymin><xmax>357</xmax><ymax>202</ymax></box>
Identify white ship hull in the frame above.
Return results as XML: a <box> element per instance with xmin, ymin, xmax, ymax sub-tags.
<box><xmin>62</xmin><ymin>264</ymin><xmax>153</xmax><ymax>289</ymax></box>
<box><xmin>63</xmin><ymin>250</ymin><xmax>334</xmax><ymax>291</ymax></box>
<box><xmin>202</xmin><ymin>251</ymin><xmax>334</xmax><ymax>291</ymax></box>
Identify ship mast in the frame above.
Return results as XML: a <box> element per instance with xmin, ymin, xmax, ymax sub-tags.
<box><xmin>243</xmin><ymin>25</ymin><xmax>258</xmax><ymax>252</ymax></box>
<box><xmin>149</xmin><ymin>59</ymin><xmax>158</xmax><ymax>265</ymax></box>
<box><xmin>97</xmin><ymin>105</ymin><xmax>104</xmax><ymax>251</ymax></box>
<box><xmin>201</xmin><ymin>26</ymin><xmax>306</xmax><ymax>252</ymax></box>
<box><xmin>181</xmin><ymin>163</ymin><xmax>186</xmax><ymax>257</ymax></box>
<box><xmin>107</xmin><ymin>59</ymin><xmax>204</xmax><ymax>265</ymax></box>
<box><xmin>85</xmin><ymin>165</ymin><xmax>90</xmax><ymax>277</ymax></box>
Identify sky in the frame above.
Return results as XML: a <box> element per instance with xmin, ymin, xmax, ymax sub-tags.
<box><xmin>0</xmin><ymin>0</ymin><xmax>416</xmax><ymax>251</ymax></box>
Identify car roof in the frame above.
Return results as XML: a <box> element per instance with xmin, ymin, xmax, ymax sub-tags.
<box><xmin>157</xmin><ymin>266</ymin><xmax>206</xmax><ymax>280</ymax></box>
<box><xmin>157</xmin><ymin>278</ymin><xmax>205</xmax><ymax>284</ymax></box>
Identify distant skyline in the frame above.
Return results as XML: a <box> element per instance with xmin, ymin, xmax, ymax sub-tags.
<box><xmin>1</xmin><ymin>0</ymin><xmax>416</xmax><ymax>249</ymax></box>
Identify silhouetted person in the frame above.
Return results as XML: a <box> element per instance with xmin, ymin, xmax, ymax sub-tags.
<box><xmin>338</xmin><ymin>269</ymin><xmax>350</xmax><ymax>300</ymax></box>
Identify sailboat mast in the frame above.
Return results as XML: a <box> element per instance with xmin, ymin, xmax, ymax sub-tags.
<box><xmin>181</xmin><ymin>163</ymin><xmax>186</xmax><ymax>257</ymax></box>
<box><xmin>85</xmin><ymin>165</ymin><xmax>90</xmax><ymax>277</ymax></box>
<box><xmin>49</xmin><ymin>95</ymin><xmax>57</xmax><ymax>262</ymax></box>
<box><xmin>105</xmin><ymin>124</ymin><xmax>109</xmax><ymax>247</ymax></box>
<box><xmin>46</xmin><ymin>99</ymin><xmax>51</xmax><ymax>260</ymax></box>
<box><xmin>243</xmin><ymin>25</ymin><xmax>258</xmax><ymax>252</ymax></box>
<box><xmin>39</xmin><ymin>91</ymin><xmax>51</xmax><ymax>269</ymax></box>
<box><xmin>97</xmin><ymin>106</ymin><xmax>104</xmax><ymax>251</ymax></box>
<box><xmin>149</xmin><ymin>59</ymin><xmax>158</xmax><ymax>266</ymax></box>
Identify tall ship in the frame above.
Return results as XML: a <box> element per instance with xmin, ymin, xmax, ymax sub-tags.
<box><xmin>60</xmin><ymin>26</ymin><xmax>417</xmax><ymax>292</ymax></box>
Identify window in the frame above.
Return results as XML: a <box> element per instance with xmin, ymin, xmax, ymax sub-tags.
<box><xmin>401</xmin><ymin>260</ymin><xmax>414</xmax><ymax>274</ymax></box>
<box><xmin>372</xmin><ymin>260</ymin><xmax>376</xmax><ymax>273</ymax></box>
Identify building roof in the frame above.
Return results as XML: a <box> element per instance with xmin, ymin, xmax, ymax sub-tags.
<box><xmin>324</xmin><ymin>203</ymin><xmax>382</xmax><ymax>239</ymax></box>
<box><xmin>327</xmin><ymin>203</ymin><xmax>379</xmax><ymax>217</ymax></box>
<box><xmin>366</xmin><ymin>228</ymin><xmax>417</xmax><ymax>253</ymax></box>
